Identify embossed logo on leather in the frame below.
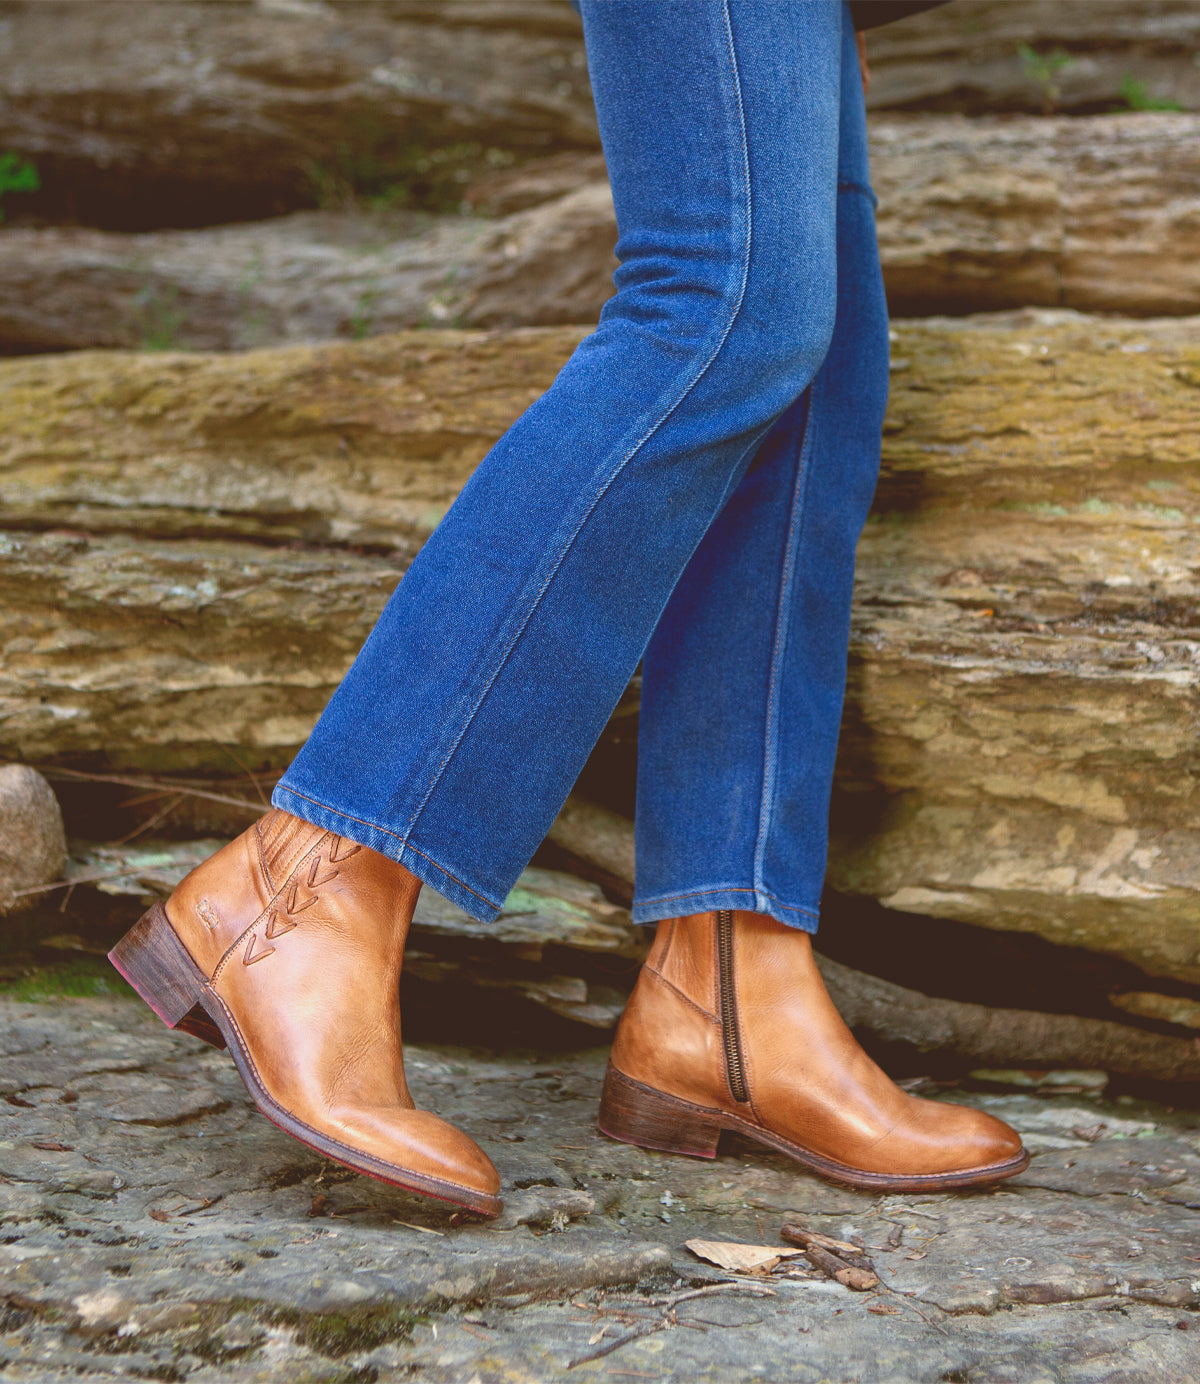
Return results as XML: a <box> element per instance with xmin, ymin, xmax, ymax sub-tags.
<box><xmin>240</xmin><ymin>835</ymin><xmax>361</xmax><ymax>967</ymax></box>
<box><xmin>196</xmin><ymin>897</ymin><xmax>222</xmax><ymax>932</ymax></box>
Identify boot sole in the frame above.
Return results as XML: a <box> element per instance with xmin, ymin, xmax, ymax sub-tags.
<box><xmin>598</xmin><ymin>1062</ymin><xmax>1031</xmax><ymax>1193</ymax></box>
<box><xmin>109</xmin><ymin>903</ymin><xmax>502</xmax><ymax>1218</ymax></box>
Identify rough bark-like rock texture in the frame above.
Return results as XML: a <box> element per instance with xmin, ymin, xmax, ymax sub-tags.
<box><xmin>1</xmin><ymin>112</ymin><xmax>1195</xmax><ymax>353</ymax></box>
<box><xmin>828</xmin><ymin>311</ymin><xmax>1200</xmax><ymax>984</ymax></box>
<box><xmin>0</xmin><ymin>0</ymin><xmax>1193</xmax><ymax>234</ymax></box>
<box><xmin>873</xmin><ymin>112</ymin><xmax>1200</xmax><ymax>317</ymax></box>
<box><xmin>859</xmin><ymin>0</ymin><xmax>1200</xmax><ymax>115</ymax></box>
<box><xmin>0</xmin><ymin>325</ymin><xmax>585</xmax><ymax>552</ymax></box>
<box><xmin>0</xmin><ymin>0</ymin><xmax>596</xmax><ymax>229</ymax></box>
<box><xmin>0</xmin><ymin>993</ymin><xmax>1198</xmax><ymax>1381</ymax></box>
<box><xmin>3</xmin><ymin>311</ymin><xmax>1199</xmax><ymax>982</ymax></box>
<box><xmin>62</xmin><ymin>834</ymin><xmax>1200</xmax><ymax>1072</ymax></box>
<box><xmin>0</xmin><ymin>766</ymin><xmax>65</xmax><ymax>916</ymax></box>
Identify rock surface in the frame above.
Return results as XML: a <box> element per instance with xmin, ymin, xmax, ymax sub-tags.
<box><xmin>0</xmin><ymin>991</ymin><xmax>1198</xmax><ymax>1381</ymax></box>
<box><xmin>0</xmin><ymin>766</ymin><xmax>66</xmax><ymax>916</ymax></box>
<box><xmin>3</xmin><ymin>311</ymin><xmax>1200</xmax><ymax>981</ymax></box>
<box><xmin>0</xmin><ymin>0</ymin><xmax>597</xmax><ymax>229</ymax></box>
<box><xmin>0</xmin><ymin>0</ymin><xmax>1194</xmax><ymax>238</ymax></box>
<box><xmin>51</xmin><ymin>835</ymin><xmax>1200</xmax><ymax>1075</ymax></box>
<box><xmin>860</xmin><ymin>0</ymin><xmax>1200</xmax><ymax>115</ymax></box>
<box><xmin>2</xmin><ymin>112</ymin><xmax>1196</xmax><ymax>353</ymax></box>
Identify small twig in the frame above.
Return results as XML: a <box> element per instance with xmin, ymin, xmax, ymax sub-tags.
<box><xmin>650</xmin><ymin>1283</ymin><xmax>775</xmax><ymax>1308</ymax></box>
<box><xmin>782</xmin><ymin>1224</ymin><xmax>880</xmax><ymax>1291</ymax></box>
<box><xmin>13</xmin><ymin>867</ymin><xmax>159</xmax><ymax>899</ymax></box>
<box><xmin>687</xmin><ymin>1316</ymin><xmax>764</xmax><ymax>1328</ymax></box>
<box><xmin>875</xmin><ymin>1282</ymin><xmax>951</xmax><ymax>1335</ymax></box>
<box><xmin>43</xmin><ymin>767</ymin><xmax>266</xmax><ymax>812</ymax></box>
<box><xmin>221</xmin><ymin>744</ymin><xmax>270</xmax><ymax>807</ymax></box>
<box><xmin>567</xmin><ymin>1317</ymin><xmax>670</xmax><ymax>1368</ymax></box>
<box><xmin>392</xmin><ymin>1219</ymin><xmax>445</xmax><ymax>1236</ymax></box>
<box><xmin>115</xmin><ymin>793</ymin><xmax>185</xmax><ymax>845</ymax></box>
<box><xmin>803</xmin><ymin>1243</ymin><xmax>880</xmax><ymax>1291</ymax></box>
<box><xmin>781</xmin><ymin>1224</ymin><xmax>867</xmax><ymax>1256</ymax></box>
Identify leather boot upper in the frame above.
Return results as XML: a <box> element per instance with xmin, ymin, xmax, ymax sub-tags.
<box><xmin>611</xmin><ymin>910</ymin><xmax>1024</xmax><ymax>1177</ymax></box>
<box><xmin>166</xmin><ymin>809</ymin><xmax>501</xmax><ymax>1204</ymax></box>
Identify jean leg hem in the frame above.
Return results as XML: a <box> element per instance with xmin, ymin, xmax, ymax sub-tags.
<box><xmin>271</xmin><ymin>783</ymin><xmax>504</xmax><ymax>925</ymax></box>
<box><xmin>631</xmin><ymin>886</ymin><xmax>818</xmax><ymax>933</ymax></box>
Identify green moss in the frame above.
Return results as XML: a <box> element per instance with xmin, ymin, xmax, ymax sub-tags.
<box><xmin>0</xmin><ymin>957</ymin><xmax>127</xmax><ymax>1001</ymax></box>
<box><xmin>1116</xmin><ymin>74</ymin><xmax>1182</xmax><ymax>112</ymax></box>
<box><xmin>266</xmin><ymin>1305</ymin><xmax>422</xmax><ymax>1359</ymax></box>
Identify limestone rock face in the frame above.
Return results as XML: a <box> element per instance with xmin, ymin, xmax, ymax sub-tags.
<box><xmin>0</xmin><ymin>765</ymin><xmax>67</xmax><ymax>915</ymax></box>
<box><xmin>827</xmin><ymin>310</ymin><xmax>1200</xmax><ymax>983</ymax></box>
<box><xmin>0</xmin><ymin>0</ymin><xmax>1193</xmax><ymax>237</ymax></box>
<box><xmin>0</xmin><ymin>113</ymin><xmax>1194</xmax><ymax>354</ymax></box>
<box><xmin>872</xmin><ymin>113</ymin><xmax>1200</xmax><ymax>317</ymax></box>
<box><xmin>2</xmin><ymin>311</ymin><xmax>1200</xmax><ymax>980</ymax></box>
<box><xmin>0</xmin><ymin>0</ymin><xmax>596</xmax><ymax>229</ymax></box>
<box><xmin>859</xmin><ymin>0</ymin><xmax>1200</xmax><ymax>115</ymax></box>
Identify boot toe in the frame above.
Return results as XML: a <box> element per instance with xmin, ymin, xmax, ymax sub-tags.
<box><xmin>963</xmin><ymin>1106</ymin><xmax>1026</xmax><ymax>1168</ymax></box>
<box><xmin>330</xmin><ymin>1106</ymin><xmax>502</xmax><ymax>1203</ymax></box>
<box><xmin>912</xmin><ymin>1099</ymin><xmax>1027</xmax><ymax>1175</ymax></box>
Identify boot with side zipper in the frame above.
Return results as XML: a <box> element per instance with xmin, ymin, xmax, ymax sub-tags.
<box><xmin>598</xmin><ymin>910</ymin><xmax>1029</xmax><ymax>1191</ymax></box>
<box><xmin>108</xmin><ymin>808</ymin><xmax>502</xmax><ymax>1217</ymax></box>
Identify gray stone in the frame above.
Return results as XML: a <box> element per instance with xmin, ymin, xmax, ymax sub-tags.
<box><xmin>0</xmin><ymin>766</ymin><xmax>66</xmax><ymax>916</ymax></box>
<box><xmin>3</xmin><ymin>991</ymin><xmax>1199</xmax><ymax>1380</ymax></box>
<box><xmin>7</xmin><ymin>315</ymin><xmax>1200</xmax><ymax>990</ymax></box>
<box><xmin>3</xmin><ymin>112</ymin><xmax>1197</xmax><ymax>355</ymax></box>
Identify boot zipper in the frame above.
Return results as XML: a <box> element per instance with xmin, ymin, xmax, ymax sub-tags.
<box><xmin>717</xmin><ymin>909</ymin><xmax>749</xmax><ymax>1104</ymax></box>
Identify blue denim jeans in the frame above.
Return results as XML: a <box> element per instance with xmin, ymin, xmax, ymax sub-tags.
<box><xmin>273</xmin><ymin>0</ymin><xmax>890</xmax><ymax>935</ymax></box>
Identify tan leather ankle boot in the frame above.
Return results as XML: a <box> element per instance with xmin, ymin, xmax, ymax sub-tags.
<box><xmin>108</xmin><ymin>808</ymin><xmax>502</xmax><ymax>1217</ymax></box>
<box><xmin>599</xmin><ymin>910</ymin><xmax>1029</xmax><ymax>1191</ymax></box>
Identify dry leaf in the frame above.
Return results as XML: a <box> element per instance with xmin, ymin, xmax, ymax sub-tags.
<box><xmin>148</xmin><ymin>1208</ymin><xmax>170</xmax><ymax>1223</ymax></box>
<box><xmin>904</xmin><ymin>1250</ymin><xmax>928</xmax><ymax>1261</ymax></box>
<box><xmin>686</xmin><ymin>1239</ymin><xmax>803</xmax><ymax>1275</ymax></box>
<box><xmin>867</xmin><ymin>1301</ymin><xmax>902</xmax><ymax>1315</ymax></box>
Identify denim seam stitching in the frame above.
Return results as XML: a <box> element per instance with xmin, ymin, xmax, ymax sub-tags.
<box><xmin>751</xmin><ymin>388</ymin><xmax>818</xmax><ymax>897</ymax></box>
<box><xmin>273</xmin><ymin>785</ymin><xmax>504</xmax><ymax>911</ymax></box>
<box><xmin>402</xmin><ymin>0</ymin><xmax>754</xmax><ymax>844</ymax></box>
<box><xmin>634</xmin><ymin>885</ymin><xmax>819</xmax><ymax>920</ymax></box>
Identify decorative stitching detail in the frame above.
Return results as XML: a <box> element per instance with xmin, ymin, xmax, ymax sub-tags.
<box><xmin>213</xmin><ymin>833</ymin><xmax>329</xmax><ymax>981</ymax></box>
<box><xmin>255</xmin><ymin>819</ymin><xmax>275</xmax><ymax>893</ymax></box>
<box><xmin>644</xmin><ymin>966</ymin><xmax>719</xmax><ymax>1026</ymax></box>
<box><xmin>242</xmin><ymin>931</ymin><xmax>275</xmax><ymax>966</ymax></box>
<box><xmin>264</xmin><ymin>910</ymin><xmax>295</xmax><ymax>941</ymax></box>
<box><xmin>328</xmin><ymin>835</ymin><xmax>361</xmax><ymax>864</ymax></box>
<box><xmin>272</xmin><ymin>787</ymin><xmax>503</xmax><ymax>910</ymax></box>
